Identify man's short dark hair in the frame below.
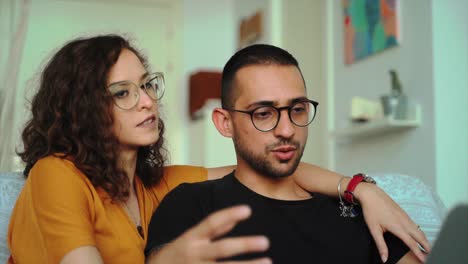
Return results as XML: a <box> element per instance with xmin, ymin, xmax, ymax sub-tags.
<box><xmin>221</xmin><ymin>44</ymin><xmax>303</xmax><ymax>109</ymax></box>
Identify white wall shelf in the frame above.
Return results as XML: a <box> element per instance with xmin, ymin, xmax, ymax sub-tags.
<box><xmin>332</xmin><ymin>104</ymin><xmax>422</xmax><ymax>138</ymax></box>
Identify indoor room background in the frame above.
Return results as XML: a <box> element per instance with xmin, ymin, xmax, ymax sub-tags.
<box><xmin>1</xmin><ymin>0</ymin><xmax>466</xmax><ymax>212</ymax></box>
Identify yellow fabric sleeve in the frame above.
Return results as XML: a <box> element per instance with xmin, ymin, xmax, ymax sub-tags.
<box><xmin>151</xmin><ymin>165</ymin><xmax>208</xmax><ymax>203</ymax></box>
<box><xmin>8</xmin><ymin>156</ymin><xmax>96</xmax><ymax>263</ymax></box>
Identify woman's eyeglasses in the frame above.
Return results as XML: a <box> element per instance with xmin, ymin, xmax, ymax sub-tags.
<box><xmin>108</xmin><ymin>72</ymin><xmax>165</xmax><ymax>110</ymax></box>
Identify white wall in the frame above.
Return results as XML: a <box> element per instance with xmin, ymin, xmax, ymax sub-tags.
<box><xmin>184</xmin><ymin>0</ymin><xmax>237</xmax><ymax>166</ymax></box>
<box><xmin>330</xmin><ymin>1</ymin><xmax>437</xmax><ymax>187</ymax></box>
<box><xmin>182</xmin><ymin>0</ymin><xmax>235</xmax><ymax>75</ymax></box>
<box><xmin>432</xmin><ymin>0</ymin><xmax>468</xmax><ymax>208</ymax></box>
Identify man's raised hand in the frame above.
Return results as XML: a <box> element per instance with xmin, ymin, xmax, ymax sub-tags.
<box><xmin>147</xmin><ymin>205</ymin><xmax>271</xmax><ymax>264</ymax></box>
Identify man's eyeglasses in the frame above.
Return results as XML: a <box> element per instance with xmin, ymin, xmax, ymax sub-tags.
<box><xmin>108</xmin><ymin>72</ymin><xmax>165</xmax><ymax>110</ymax></box>
<box><xmin>224</xmin><ymin>99</ymin><xmax>319</xmax><ymax>132</ymax></box>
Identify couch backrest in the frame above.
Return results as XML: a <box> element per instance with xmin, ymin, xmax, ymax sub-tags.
<box><xmin>372</xmin><ymin>173</ymin><xmax>447</xmax><ymax>244</ymax></box>
<box><xmin>0</xmin><ymin>172</ymin><xmax>24</xmax><ymax>263</ymax></box>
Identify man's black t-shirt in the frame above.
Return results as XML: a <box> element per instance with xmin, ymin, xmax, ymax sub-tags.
<box><xmin>146</xmin><ymin>172</ymin><xmax>409</xmax><ymax>263</ymax></box>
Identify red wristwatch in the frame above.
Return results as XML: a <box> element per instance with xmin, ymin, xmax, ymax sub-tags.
<box><xmin>344</xmin><ymin>173</ymin><xmax>376</xmax><ymax>204</ymax></box>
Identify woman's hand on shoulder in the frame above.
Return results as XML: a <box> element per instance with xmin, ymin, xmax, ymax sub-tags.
<box><xmin>146</xmin><ymin>205</ymin><xmax>270</xmax><ymax>264</ymax></box>
<box><xmin>355</xmin><ymin>183</ymin><xmax>430</xmax><ymax>263</ymax></box>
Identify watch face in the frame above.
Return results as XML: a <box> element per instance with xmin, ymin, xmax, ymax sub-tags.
<box><xmin>363</xmin><ymin>175</ymin><xmax>376</xmax><ymax>184</ymax></box>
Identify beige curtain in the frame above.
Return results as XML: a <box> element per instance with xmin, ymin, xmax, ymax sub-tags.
<box><xmin>0</xmin><ymin>0</ymin><xmax>31</xmax><ymax>172</ymax></box>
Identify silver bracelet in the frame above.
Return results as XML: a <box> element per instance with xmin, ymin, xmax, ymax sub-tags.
<box><xmin>337</xmin><ymin>176</ymin><xmax>346</xmax><ymax>204</ymax></box>
<box><xmin>337</xmin><ymin>176</ymin><xmax>358</xmax><ymax>218</ymax></box>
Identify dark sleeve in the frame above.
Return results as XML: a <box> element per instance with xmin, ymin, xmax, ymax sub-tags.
<box><xmin>371</xmin><ymin>232</ymin><xmax>410</xmax><ymax>264</ymax></box>
<box><xmin>144</xmin><ymin>183</ymin><xmax>205</xmax><ymax>256</ymax></box>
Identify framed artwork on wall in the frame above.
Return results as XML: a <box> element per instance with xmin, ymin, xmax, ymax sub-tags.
<box><xmin>343</xmin><ymin>0</ymin><xmax>399</xmax><ymax>64</ymax></box>
<box><xmin>238</xmin><ymin>10</ymin><xmax>263</xmax><ymax>49</ymax></box>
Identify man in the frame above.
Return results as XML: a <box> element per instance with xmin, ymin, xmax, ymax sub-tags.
<box><xmin>145</xmin><ymin>44</ymin><xmax>421</xmax><ymax>263</ymax></box>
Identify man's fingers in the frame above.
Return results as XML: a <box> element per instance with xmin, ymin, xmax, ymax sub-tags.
<box><xmin>368</xmin><ymin>225</ymin><xmax>389</xmax><ymax>263</ymax></box>
<box><xmin>187</xmin><ymin>205</ymin><xmax>252</xmax><ymax>239</ymax></box>
<box><xmin>173</xmin><ymin>205</ymin><xmax>270</xmax><ymax>263</ymax></box>
<box><xmin>204</xmin><ymin>236</ymin><xmax>269</xmax><ymax>260</ymax></box>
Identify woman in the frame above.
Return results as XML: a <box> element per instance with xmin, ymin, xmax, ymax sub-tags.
<box><xmin>7</xmin><ymin>35</ymin><xmax>428</xmax><ymax>264</ymax></box>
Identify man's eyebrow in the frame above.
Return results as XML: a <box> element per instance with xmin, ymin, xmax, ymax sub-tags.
<box><xmin>246</xmin><ymin>100</ymin><xmax>275</xmax><ymax>109</ymax></box>
<box><xmin>246</xmin><ymin>97</ymin><xmax>309</xmax><ymax>109</ymax></box>
<box><xmin>291</xmin><ymin>96</ymin><xmax>309</xmax><ymax>104</ymax></box>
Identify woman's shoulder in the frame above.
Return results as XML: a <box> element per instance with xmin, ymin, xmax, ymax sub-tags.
<box><xmin>28</xmin><ymin>154</ymin><xmax>92</xmax><ymax>189</ymax></box>
<box><xmin>33</xmin><ymin>154</ymin><xmax>75</xmax><ymax>168</ymax></box>
<box><xmin>162</xmin><ymin>165</ymin><xmax>208</xmax><ymax>185</ymax></box>
<box><xmin>149</xmin><ymin>165</ymin><xmax>208</xmax><ymax>201</ymax></box>
<box><xmin>163</xmin><ymin>165</ymin><xmax>206</xmax><ymax>174</ymax></box>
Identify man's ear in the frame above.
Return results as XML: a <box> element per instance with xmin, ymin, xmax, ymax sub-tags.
<box><xmin>212</xmin><ymin>108</ymin><xmax>233</xmax><ymax>138</ymax></box>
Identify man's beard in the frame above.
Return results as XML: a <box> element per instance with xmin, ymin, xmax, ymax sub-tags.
<box><xmin>233</xmin><ymin>136</ymin><xmax>305</xmax><ymax>179</ymax></box>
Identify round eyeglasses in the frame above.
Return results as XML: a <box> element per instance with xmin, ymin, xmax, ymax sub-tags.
<box><xmin>108</xmin><ymin>72</ymin><xmax>165</xmax><ymax>110</ymax></box>
<box><xmin>225</xmin><ymin>99</ymin><xmax>319</xmax><ymax>132</ymax></box>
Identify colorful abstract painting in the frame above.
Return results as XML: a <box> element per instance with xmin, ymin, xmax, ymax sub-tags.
<box><xmin>343</xmin><ymin>0</ymin><xmax>399</xmax><ymax>64</ymax></box>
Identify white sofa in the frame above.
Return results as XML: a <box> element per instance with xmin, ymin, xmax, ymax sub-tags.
<box><xmin>372</xmin><ymin>173</ymin><xmax>446</xmax><ymax>243</ymax></box>
<box><xmin>0</xmin><ymin>172</ymin><xmax>24</xmax><ymax>263</ymax></box>
<box><xmin>0</xmin><ymin>172</ymin><xmax>446</xmax><ymax>263</ymax></box>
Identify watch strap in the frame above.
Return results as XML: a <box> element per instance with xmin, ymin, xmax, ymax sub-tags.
<box><xmin>344</xmin><ymin>174</ymin><xmax>364</xmax><ymax>204</ymax></box>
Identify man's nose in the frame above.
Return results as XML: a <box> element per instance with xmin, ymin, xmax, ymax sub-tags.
<box><xmin>273</xmin><ymin>110</ymin><xmax>295</xmax><ymax>138</ymax></box>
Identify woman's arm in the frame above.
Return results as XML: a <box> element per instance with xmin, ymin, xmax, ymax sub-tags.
<box><xmin>293</xmin><ymin>162</ymin><xmax>430</xmax><ymax>263</ymax></box>
<box><xmin>206</xmin><ymin>163</ymin><xmax>343</xmax><ymax>193</ymax></box>
<box><xmin>207</xmin><ymin>163</ymin><xmax>430</xmax><ymax>263</ymax></box>
<box><xmin>207</xmin><ymin>165</ymin><xmax>235</xmax><ymax>180</ymax></box>
<box><xmin>60</xmin><ymin>246</ymin><xmax>104</xmax><ymax>264</ymax></box>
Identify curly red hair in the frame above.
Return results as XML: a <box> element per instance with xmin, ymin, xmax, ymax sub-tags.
<box><xmin>18</xmin><ymin>35</ymin><xmax>167</xmax><ymax>202</ymax></box>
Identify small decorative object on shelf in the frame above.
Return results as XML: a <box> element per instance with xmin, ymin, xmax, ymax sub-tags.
<box><xmin>332</xmin><ymin>69</ymin><xmax>422</xmax><ymax>139</ymax></box>
<box><xmin>350</xmin><ymin>96</ymin><xmax>383</xmax><ymax>123</ymax></box>
<box><xmin>380</xmin><ymin>69</ymin><xmax>408</xmax><ymax>120</ymax></box>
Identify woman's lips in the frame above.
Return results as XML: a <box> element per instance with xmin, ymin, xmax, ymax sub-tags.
<box><xmin>137</xmin><ymin>115</ymin><xmax>156</xmax><ymax>128</ymax></box>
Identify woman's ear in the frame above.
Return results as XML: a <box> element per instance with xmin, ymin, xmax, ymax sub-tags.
<box><xmin>212</xmin><ymin>108</ymin><xmax>233</xmax><ymax>138</ymax></box>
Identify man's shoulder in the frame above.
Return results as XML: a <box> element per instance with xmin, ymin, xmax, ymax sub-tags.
<box><xmin>171</xmin><ymin>172</ymin><xmax>234</xmax><ymax>194</ymax></box>
<box><xmin>160</xmin><ymin>172</ymin><xmax>234</xmax><ymax>206</ymax></box>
